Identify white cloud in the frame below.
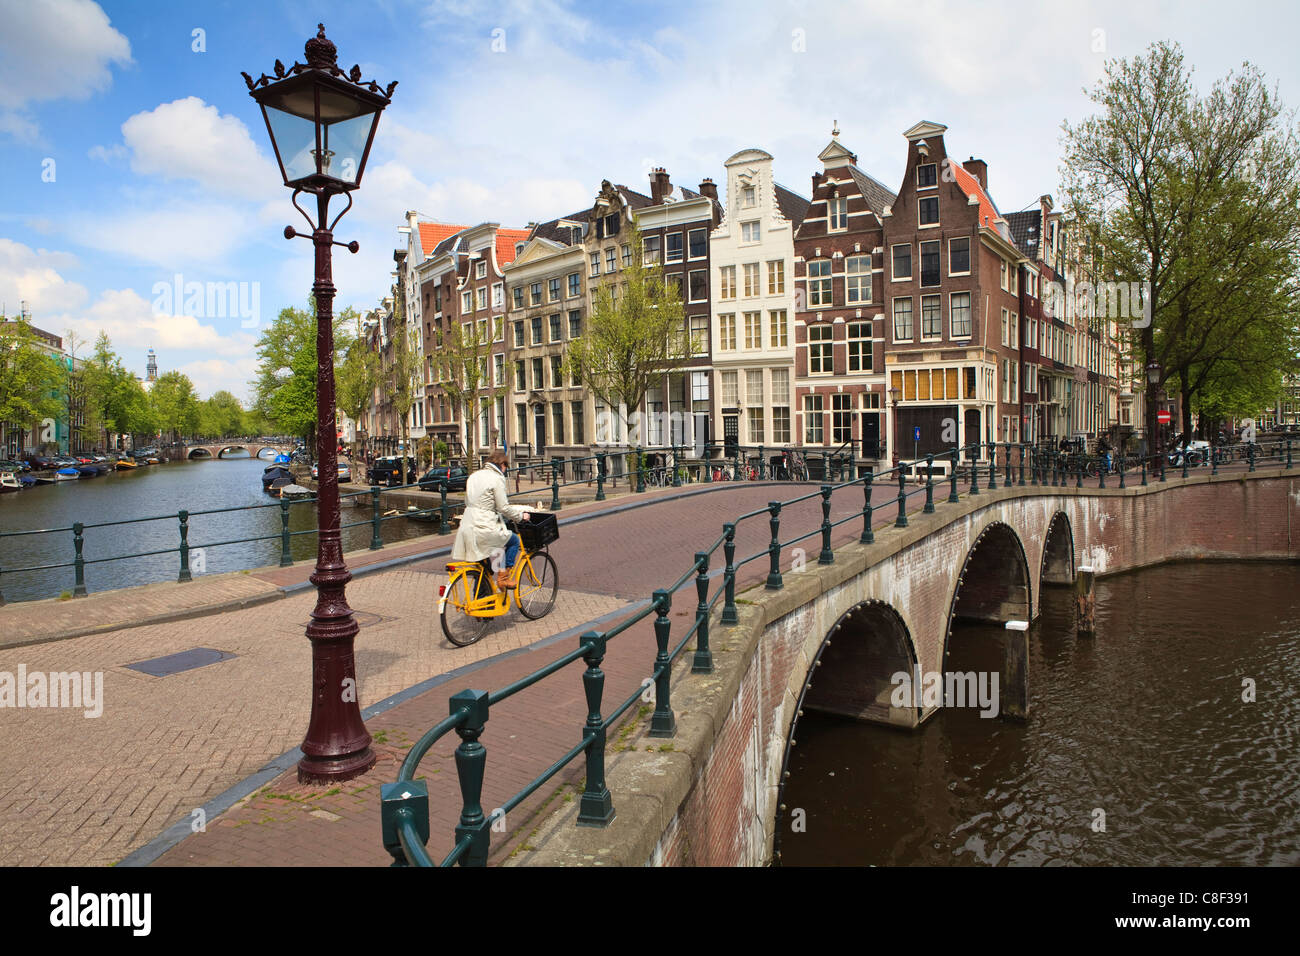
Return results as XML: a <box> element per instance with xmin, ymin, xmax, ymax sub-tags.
<box><xmin>0</xmin><ymin>0</ymin><xmax>131</xmax><ymax>141</ymax></box>
<box><xmin>115</xmin><ymin>97</ymin><xmax>279</xmax><ymax>201</ymax></box>
<box><xmin>175</xmin><ymin>356</ymin><xmax>261</xmax><ymax>404</ymax></box>
<box><xmin>76</xmin><ymin>200</ymin><xmax>258</xmax><ymax>269</ymax></box>
<box><xmin>0</xmin><ymin>238</ymin><xmax>87</xmax><ymax>313</ymax></box>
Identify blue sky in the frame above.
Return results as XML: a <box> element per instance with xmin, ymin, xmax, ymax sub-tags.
<box><xmin>3</xmin><ymin>0</ymin><xmax>1298</xmax><ymax>403</ymax></box>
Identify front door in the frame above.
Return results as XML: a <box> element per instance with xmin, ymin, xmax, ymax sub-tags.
<box><xmin>534</xmin><ymin>405</ymin><xmax>545</xmax><ymax>456</ymax></box>
<box><xmin>723</xmin><ymin>415</ymin><xmax>738</xmax><ymax>455</ymax></box>
<box><xmin>860</xmin><ymin>413</ymin><xmax>880</xmax><ymax>459</ymax></box>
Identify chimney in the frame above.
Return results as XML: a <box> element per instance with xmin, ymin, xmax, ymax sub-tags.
<box><xmin>965</xmin><ymin>157</ymin><xmax>988</xmax><ymax>192</ymax></box>
<box><xmin>698</xmin><ymin>178</ymin><xmax>718</xmax><ymax>202</ymax></box>
<box><xmin>812</xmin><ymin>170</ymin><xmax>824</xmax><ymax>190</ymax></box>
<box><xmin>650</xmin><ymin>167</ymin><xmax>671</xmax><ymax>203</ymax></box>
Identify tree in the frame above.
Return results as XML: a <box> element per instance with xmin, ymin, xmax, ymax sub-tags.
<box><xmin>561</xmin><ymin>223</ymin><xmax>696</xmax><ymax>447</ymax></box>
<box><xmin>336</xmin><ymin>313</ymin><xmax>378</xmax><ymax>466</ymax></box>
<box><xmin>150</xmin><ymin>371</ymin><xmax>200</xmax><ymax>442</ymax></box>
<box><xmin>198</xmin><ymin>390</ymin><xmax>246</xmax><ymax>438</ymax></box>
<box><xmin>435</xmin><ymin>315</ymin><xmax>504</xmax><ymax>466</ymax></box>
<box><xmin>387</xmin><ymin>280</ymin><xmax>422</xmax><ymax>483</ymax></box>
<box><xmin>0</xmin><ymin>314</ymin><xmax>65</xmax><ymax>450</ymax></box>
<box><xmin>1061</xmin><ymin>41</ymin><xmax>1300</xmax><ymax>448</ymax></box>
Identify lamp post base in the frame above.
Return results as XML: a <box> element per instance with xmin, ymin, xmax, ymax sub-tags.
<box><xmin>298</xmin><ymin>747</ymin><xmax>377</xmax><ymax>784</ymax></box>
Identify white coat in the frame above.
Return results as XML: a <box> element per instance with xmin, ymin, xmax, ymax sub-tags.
<box><xmin>450</xmin><ymin>463</ymin><xmax>529</xmax><ymax>562</ymax></box>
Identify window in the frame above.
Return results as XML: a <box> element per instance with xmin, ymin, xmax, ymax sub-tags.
<box><xmin>719</xmin><ymin>313</ymin><xmax>737</xmax><ymax>350</ymax></box>
<box><xmin>892</xmin><ymin>244</ymin><xmax>912</xmax><ymax>281</ymax></box>
<box><xmin>551</xmin><ymin>355</ymin><xmax>563</xmax><ymax>389</ymax></box>
<box><xmin>689</xmin><ymin>315</ymin><xmax>708</xmax><ymax>355</ymax></box>
<box><xmin>493</xmin><ymin>316</ymin><xmax>504</xmax><ymax>341</ymax></box>
<box><xmin>1010</xmin><ymin>312</ymin><xmax>1018</xmax><ymax>348</ymax></box>
<box><xmin>832</xmin><ymin>394</ymin><xmax>852</xmax><ymax>444</ymax></box>
<box><xmin>531</xmin><ymin>357</ymin><xmax>543</xmax><ymax>389</ymax></box>
<box><xmin>462</xmin><ymin>290</ymin><xmax>473</xmax><ymax>313</ymax></box>
<box><xmin>921</xmin><ymin>294</ymin><xmax>941</xmax><ymax>339</ymax></box>
<box><xmin>846</xmin><ymin>255</ymin><xmax>871</xmax><ymax>303</ymax></box>
<box><xmin>917</xmin><ymin>163</ymin><xmax>937</xmax><ymax>188</ymax></box>
<box><xmin>568</xmin><ymin>310</ymin><xmax>582</xmax><ymax>339</ymax></box>
<box><xmin>492</xmin><ymin>283</ymin><xmax>504</xmax><ymax>308</ymax></box>
<box><xmin>772</xmin><ymin>369</ymin><xmax>791</xmax><ymax>444</ymax></box>
<box><xmin>665</xmin><ymin>273</ymin><xmax>684</xmax><ymax>300</ymax></box>
<box><xmin>765</xmin><ymin>260</ymin><xmax>785</xmax><ymax>295</ymax></box>
<box><xmin>893</xmin><ymin>297</ymin><xmax>913</xmax><ymax>340</ymax></box>
<box><xmin>744</xmin><ymin>311</ymin><xmax>761</xmax><ymax>349</ymax></box>
<box><xmin>804</xmin><ymin>395</ymin><xmax>823</xmax><ymax>444</ymax></box>
<box><xmin>477</xmin><ymin>317</ymin><xmax>489</xmax><ymax>344</ymax></box>
<box><xmin>688</xmin><ymin>228</ymin><xmax>706</xmax><ymax>259</ymax></box>
<box><xmin>1000</xmin><ymin>308</ymin><xmax>1009</xmax><ymax>347</ymax></box>
<box><xmin>719</xmin><ymin>265</ymin><xmax>736</xmax><ymax>299</ymax></box>
<box><xmin>515</xmin><ymin>361</ymin><xmax>526</xmax><ymax>391</ymax></box>
<box><xmin>571</xmin><ymin>402</ymin><xmax>584</xmax><ymax>444</ymax></box>
<box><xmin>809</xmin><ymin>323</ymin><xmax>833</xmax><ymax>374</ymax></box>
<box><xmin>643</xmin><ymin>236</ymin><xmax>662</xmax><ymax>265</ymax></box>
<box><xmin>606</xmin><ymin>247</ymin><xmax>616</xmax><ymax>273</ymax></box>
<box><xmin>964</xmin><ymin>366</ymin><xmax>976</xmax><ymax>399</ymax></box>
<box><xmin>770</xmin><ymin>309</ymin><xmax>788</xmax><ymax>347</ymax></box>
<box><xmin>688</xmin><ymin>270</ymin><xmax>707</xmax><ymax>302</ymax></box>
<box><xmin>741</xmin><ymin>221</ymin><xmax>760</xmax><ymax>242</ymax></box>
<box><xmin>435</xmin><ymin>286</ymin><xmax>442</xmax><ymax>312</ymax></box>
<box><xmin>590</xmin><ymin>253</ymin><xmax>600</xmax><ymax>278</ymax></box>
<box><xmin>476</xmin><ymin>260</ymin><xmax>487</xmax><ymax>279</ymax></box>
<box><xmin>721</xmin><ymin>370</ymin><xmax>738</xmax><ymax>406</ymax></box>
<box><xmin>621</xmin><ymin>243</ymin><xmax>631</xmax><ymax>267</ymax></box>
<box><xmin>494</xmin><ymin>353</ymin><xmax>504</xmax><ymax>387</ymax></box>
<box><xmin>828</xmin><ymin>197</ymin><xmax>848</xmax><ymax>230</ymax></box>
<box><xmin>773</xmin><ymin>406</ymin><xmax>791</xmax><ymax>444</ymax></box>
<box><xmin>949</xmin><ymin>237</ymin><xmax>970</xmax><ymax>275</ymax></box>
<box><xmin>666</xmin><ymin>233</ymin><xmax>684</xmax><ymax>262</ymax></box>
<box><xmin>567</xmin><ymin>272</ymin><xmax>580</xmax><ymax>297</ymax></box>
<box><xmin>848</xmin><ymin>321</ymin><xmax>871</xmax><ymax>371</ymax></box>
<box><xmin>920</xmin><ymin>241</ymin><xmax>940</xmax><ymax>287</ymax></box>
<box><xmin>531</xmin><ymin>315</ymin><xmax>543</xmax><ymax>345</ymax></box>
<box><xmin>950</xmin><ymin>292</ymin><xmax>972</xmax><ymax>338</ymax></box>
<box><xmin>546</xmin><ymin>277</ymin><xmax>560</xmax><ymax>302</ymax></box>
<box><xmin>604</xmin><ymin>212</ymin><xmax>619</xmax><ymax>237</ymax></box>
<box><xmin>742</xmin><ymin>185</ymin><xmax>756</xmax><ymax>208</ymax></box>
<box><xmin>552</xmin><ymin>403</ymin><xmax>565</xmax><ymax>445</ymax></box>
<box><xmin>1000</xmin><ymin>261</ymin><xmax>1008</xmax><ymax>291</ymax></box>
<box><xmin>746</xmin><ymin>370</ymin><xmax>764</xmax><ymax>443</ymax></box>
<box><xmin>530</xmin><ymin>282</ymin><xmax>542</xmax><ymax>305</ymax></box>
<box><xmin>513</xmin><ymin>320</ymin><xmax>524</xmax><ymax>346</ymax></box>
<box><xmin>516</xmin><ymin>405</ymin><xmax>528</xmax><ymax>445</ymax></box>
<box><xmin>743</xmin><ymin>262</ymin><xmax>760</xmax><ymax>297</ymax></box>
<box><xmin>549</xmin><ymin>313</ymin><xmax>563</xmax><ymax>342</ymax></box>
<box><xmin>476</xmin><ymin>288</ymin><xmax>487</xmax><ymax>311</ymax></box>
<box><xmin>512</xmin><ymin>287</ymin><xmax>523</xmax><ymax>309</ymax></box>
<box><xmin>808</xmin><ymin>259</ymin><xmax>832</xmax><ymax>306</ymax></box>
<box><xmin>918</xmin><ymin>196</ymin><xmax>939</xmax><ymax>226</ymax></box>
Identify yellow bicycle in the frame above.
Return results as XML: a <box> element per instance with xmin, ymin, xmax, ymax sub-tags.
<box><xmin>438</xmin><ymin>516</ymin><xmax>558</xmax><ymax>647</ymax></box>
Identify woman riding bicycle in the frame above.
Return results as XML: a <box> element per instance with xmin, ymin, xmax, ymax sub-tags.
<box><xmin>451</xmin><ymin>450</ymin><xmax>535</xmax><ymax>590</ymax></box>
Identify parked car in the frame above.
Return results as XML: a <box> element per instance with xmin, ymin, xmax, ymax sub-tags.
<box><xmin>310</xmin><ymin>462</ymin><xmax>352</xmax><ymax>482</ymax></box>
<box><xmin>367</xmin><ymin>456</ymin><xmax>418</xmax><ymax>486</ymax></box>
<box><xmin>419</xmin><ymin>465</ymin><xmax>469</xmax><ymax>492</ymax></box>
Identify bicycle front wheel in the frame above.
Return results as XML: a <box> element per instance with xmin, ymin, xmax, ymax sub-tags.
<box><xmin>516</xmin><ymin>551</ymin><xmax>558</xmax><ymax>620</ymax></box>
<box><xmin>441</xmin><ymin>568</ymin><xmax>491</xmax><ymax>646</ymax></box>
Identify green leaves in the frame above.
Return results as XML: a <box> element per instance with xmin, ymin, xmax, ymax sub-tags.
<box><xmin>0</xmin><ymin>315</ymin><xmax>65</xmax><ymax>431</ymax></box>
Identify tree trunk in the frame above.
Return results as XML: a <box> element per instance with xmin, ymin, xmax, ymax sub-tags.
<box><xmin>1181</xmin><ymin>381</ymin><xmax>1193</xmax><ymax>441</ymax></box>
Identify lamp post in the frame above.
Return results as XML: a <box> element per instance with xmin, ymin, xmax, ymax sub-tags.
<box><xmin>1145</xmin><ymin>360</ymin><xmax>1162</xmax><ymax>480</ymax></box>
<box><xmin>244</xmin><ymin>25</ymin><xmax>396</xmax><ymax>783</ymax></box>
<box><xmin>889</xmin><ymin>385</ymin><xmax>902</xmax><ymax>468</ymax></box>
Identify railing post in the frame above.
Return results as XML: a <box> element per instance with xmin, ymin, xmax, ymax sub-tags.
<box><xmin>949</xmin><ymin>448</ymin><xmax>960</xmax><ymax>503</ymax></box>
<box><xmin>577</xmin><ymin>633</ymin><xmax>615</xmax><ymax>826</ymax></box>
<box><xmin>177</xmin><ymin>510</ymin><xmax>193</xmax><ymax>583</ymax></box>
<box><xmin>595</xmin><ymin>451</ymin><xmax>607</xmax><ymax>500</ymax></box>
<box><xmin>1005</xmin><ymin>444</ymin><xmax>1013</xmax><ymax>486</ymax></box>
<box><xmin>1248</xmin><ymin>442</ymin><xmax>1256</xmax><ymax>473</ymax></box>
<box><xmin>1099</xmin><ymin>455</ymin><xmax>1107</xmax><ymax>489</ymax></box>
<box><xmin>758</xmin><ymin>445</ymin><xmax>766</xmax><ymax>480</ymax></box>
<box><xmin>1118</xmin><ymin>453</ymin><xmax>1126</xmax><ymax>488</ymax></box>
<box><xmin>924</xmin><ymin>455</ymin><xmax>935</xmax><ymax>513</ymax></box>
<box><xmin>1287</xmin><ymin>438</ymin><xmax>1293</xmax><ymax>470</ymax></box>
<box><xmin>735</xmin><ymin>445</ymin><xmax>742</xmax><ymax>480</ymax></box>
<box><xmin>450</xmin><ymin>689</ymin><xmax>490</xmax><ymax>867</ymax></box>
<box><xmin>847</xmin><ymin>450</ymin><xmax>855</xmax><ymax>483</ymax></box>
<box><xmin>818</xmin><ymin>484</ymin><xmax>834</xmax><ymax>564</ymax></box>
<box><xmin>861</xmin><ymin>471</ymin><xmax>875</xmax><ymax>544</ymax></box>
<box><xmin>636</xmin><ymin>446</ymin><xmax>645</xmax><ymax>493</ymax></box>
<box><xmin>72</xmin><ymin>522</ymin><xmax>87</xmax><ymax>597</ymax></box>
<box><xmin>649</xmin><ymin>590</ymin><xmax>676</xmax><ymax>737</ymax></box>
<box><xmin>1076</xmin><ymin>455</ymin><xmax>1084</xmax><ymax>489</ymax></box>
<box><xmin>370</xmin><ymin>486</ymin><xmax>384</xmax><ymax>550</ymax></box>
<box><xmin>704</xmin><ymin>443</ymin><xmax>713</xmax><ymax>483</ymax></box>
<box><xmin>969</xmin><ymin>444</ymin><xmax>981</xmax><ymax>495</ymax></box>
<box><xmin>1017</xmin><ymin>444</ymin><xmax>1026</xmax><ymax>486</ymax></box>
<box><xmin>550</xmin><ymin>457</ymin><xmax>562</xmax><ymax>510</ymax></box>
<box><xmin>279</xmin><ymin>497</ymin><xmax>293</xmax><ymax>566</ymax></box>
<box><xmin>822</xmin><ymin>450</ymin><xmax>829</xmax><ymax>484</ymax></box>
<box><xmin>1211</xmin><ymin>440</ymin><xmax>1219</xmax><ymax>476</ymax></box>
<box><xmin>721</xmin><ymin>523</ymin><xmax>739</xmax><ymax>624</ymax></box>
<box><xmin>438</xmin><ymin>481</ymin><xmax>450</xmax><ymax>535</ymax></box>
<box><xmin>767</xmin><ymin>503</ymin><xmax>785</xmax><ymax>588</ymax></box>
<box><xmin>691</xmin><ymin>552</ymin><xmax>713</xmax><ymax>674</ymax></box>
<box><xmin>988</xmin><ymin>442</ymin><xmax>998</xmax><ymax>490</ymax></box>
<box><xmin>1141</xmin><ymin>453</ymin><xmax>1148</xmax><ymax>486</ymax></box>
<box><xmin>895</xmin><ymin>468</ymin><xmax>908</xmax><ymax>528</ymax></box>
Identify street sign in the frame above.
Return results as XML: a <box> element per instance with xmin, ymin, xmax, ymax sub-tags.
<box><xmin>1157</xmin><ymin>410</ymin><xmax>1172</xmax><ymax>424</ymax></box>
<box><xmin>913</xmin><ymin>426</ymin><xmax>921</xmax><ymax>442</ymax></box>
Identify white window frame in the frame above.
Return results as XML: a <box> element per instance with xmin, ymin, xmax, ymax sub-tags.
<box><xmin>891</xmin><ymin>243</ymin><xmax>912</xmax><ymax>282</ymax></box>
<box><xmin>948</xmin><ymin>236</ymin><xmax>971</xmax><ymax>277</ymax></box>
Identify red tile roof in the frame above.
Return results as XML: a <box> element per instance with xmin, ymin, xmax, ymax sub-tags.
<box><xmin>417</xmin><ymin>222</ymin><xmax>466</xmax><ymax>259</ymax></box>
<box><xmin>494</xmin><ymin>228</ymin><xmax>533</xmax><ymax>267</ymax></box>
<box><xmin>947</xmin><ymin>160</ymin><xmax>999</xmax><ymax>230</ymax></box>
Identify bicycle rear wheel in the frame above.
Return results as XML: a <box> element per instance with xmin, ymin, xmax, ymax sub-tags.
<box><xmin>516</xmin><ymin>551</ymin><xmax>558</xmax><ymax>620</ymax></box>
<box><xmin>441</xmin><ymin>567</ymin><xmax>491</xmax><ymax>646</ymax></box>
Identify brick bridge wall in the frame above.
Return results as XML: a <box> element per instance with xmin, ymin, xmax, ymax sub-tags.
<box><xmin>520</xmin><ymin>471</ymin><xmax>1299</xmax><ymax>867</ymax></box>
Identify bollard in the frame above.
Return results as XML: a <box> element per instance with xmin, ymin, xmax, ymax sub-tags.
<box><xmin>818</xmin><ymin>485</ymin><xmax>834</xmax><ymax>564</ymax></box>
<box><xmin>767</xmin><ymin>503</ymin><xmax>784</xmax><ymax>589</ymax></box>
<box><xmin>1211</xmin><ymin>441</ymin><xmax>1219</xmax><ymax>476</ymax></box>
<box><xmin>969</xmin><ymin>444</ymin><xmax>981</xmax><ymax>495</ymax></box>
<box><xmin>577</xmin><ymin>633</ymin><xmax>615</xmax><ymax>826</ymax></box>
<box><xmin>370</xmin><ymin>487</ymin><xmax>384</xmax><ymax>550</ymax></box>
<box><xmin>1076</xmin><ymin>456</ymin><xmax>1083</xmax><ymax>489</ymax></box>
<box><xmin>924</xmin><ymin>455</ymin><xmax>935</xmax><ymax>513</ymax></box>
<box><xmin>895</xmin><ymin>468</ymin><xmax>908</xmax><ymax>528</ymax></box>
<box><xmin>1005</xmin><ymin>444</ymin><xmax>1013</xmax><ymax>486</ymax></box>
<box><xmin>649</xmin><ymin>590</ymin><xmax>676</xmax><ymax>737</ymax></box>
<box><xmin>948</xmin><ymin>449</ymin><xmax>960</xmax><ymax>503</ymax></box>
<box><xmin>721</xmin><ymin>523</ymin><xmax>738</xmax><ymax>624</ymax></box>
<box><xmin>691</xmin><ymin>552</ymin><xmax>713</xmax><ymax>673</ymax></box>
<box><xmin>636</xmin><ymin>446</ymin><xmax>646</xmax><ymax>493</ymax></box>
<box><xmin>279</xmin><ymin>498</ymin><xmax>293</xmax><ymax>566</ymax></box>
<box><xmin>1002</xmin><ymin>621</ymin><xmax>1030</xmax><ymax>722</ymax></box>
<box><xmin>704</xmin><ymin>443</ymin><xmax>713</xmax><ymax>483</ymax></box>
<box><xmin>438</xmin><ymin>481</ymin><xmax>450</xmax><ymax>535</ymax></box>
<box><xmin>450</xmin><ymin>689</ymin><xmax>491</xmax><ymax>867</ymax></box>
<box><xmin>1141</xmin><ymin>454</ymin><xmax>1148</xmax><ymax>486</ymax></box>
<box><xmin>1118</xmin><ymin>453</ymin><xmax>1126</xmax><ymax>488</ymax></box>
<box><xmin>550</xmin><ymin>458</ymin><xmax>562</xmax><ymax>511</ymax></box>
<box><xmin>758</xmin><ymin>445</ymin><xmax>766</xmax><ymax>480</ymax></box>
<box><xmin>596</xmin><ymin>451</ymin><xmax>607</xmax><ymax>501</ymax></box>
<box><xmin>73</xmin><ymin>522</ymin><xmax>87</xmax><ymax>597</ymax></box>
<box><xmin>988</xmin><ymin>443</ymin><xmax>998</xmax><ymax>490</ymax></box>
<box><xmin>861</xmin><ymin>471</ymin><xmax>875</xmax><ymax>544</ymax></box>
<box><xmin>1018</xmin><ymin>444</ymin><xmax>1026</xmax><ymax>486</ymax></box>
<box><xmin>1248</xmin><ymin>443</ymin><xmax>1256</xmax><ymax>473</ymax></box>
<box><xmin>177</xmin><ymin>510</ymin><xmax>193</xmax><ymax>583</ymax></box>
<box><xmin>1075</xmin><ymin>565</ymin><xmax>1096</xmax><ymax>637</ymax></box>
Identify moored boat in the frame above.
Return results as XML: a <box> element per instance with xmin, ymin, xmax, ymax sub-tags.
<box><xmin>55</xmin><ymin>468</ymin><xmax>80</xmax><ymax>481</ymax></box>
<box><xmin>0</xmin><ymin>471</ymin><xmax>21</xmax><ymax>493</ymax></box>
<box><xmin>262</xmin><ymin>464</ymin><xmax>294</xmax><ymax>493</ymax></box>
<box><xmin>115</xmin><ymin>459</ymin><xmax>138</xmax><ymax>470</ymax></box>
<box><xmin>276</xmin><ymin>483</ymin><xmax>313</xmax><ymax>500</ymax></box>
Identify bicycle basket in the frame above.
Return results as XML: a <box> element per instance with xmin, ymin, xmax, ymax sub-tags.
<box><xmin>514</xmin><ymin>512</ymin><xmax>559</xmax><ymax>551</ymax></box>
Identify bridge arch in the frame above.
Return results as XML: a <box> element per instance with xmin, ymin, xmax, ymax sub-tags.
<box><xmin>187</xmin><ymin>447</ymin><xmax>213</xmax><ymax>460</ymax></box>
<box><xmin>1040</xmin><ymin>511</ymin><xmax>1074</xmax><ymax>586</ymax></box>
<box><xmin>255</xmin><ymin>447</ymin><xmax>282</xmax><ymax>460</ymax></box>
<box><xmin>943</xmin><ymin>521</ymin><xmax>1031</xmax><ymax>673</ymax></box>
<box><xmin>217</xmin><ymin>446</ymin><xmax>249</xmax><ymax>459</ymax></box>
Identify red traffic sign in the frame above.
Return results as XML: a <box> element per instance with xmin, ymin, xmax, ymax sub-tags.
<box><xmin>1157</xmin><ymin>410</ymin><xmax>1172</xmax><ymax>424</ymax></box>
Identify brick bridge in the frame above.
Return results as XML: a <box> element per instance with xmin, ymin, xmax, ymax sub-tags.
<box><xmin>183</xmin><ymin>442</ymin><xmax>296</xmax><ymax>460</ymax></box>
<box><xmin>522</xmin><ymin>468</ymin><xmax>1299</xmax><ymax>866</ymax></box>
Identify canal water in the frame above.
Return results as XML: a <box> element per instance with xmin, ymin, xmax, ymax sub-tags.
<box><xmin>779</xmin><ymin>562</ymin><xmax>1300</xmax><ymax>866</ymax></box>
<box><xmin>0</xmin><ymin>455</ymin><xmax>437</xmax><ymax>603</ymax></box>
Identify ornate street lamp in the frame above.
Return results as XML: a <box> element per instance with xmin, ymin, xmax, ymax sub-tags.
<box><xmin>889</xmin><ymin>385</ymin><xmax>902</xmax><ymax>468</ymax></box>
<box><xmin>244</xmin><ymin>25</ymin><xmax>396</xmax><ymax>783</ymax></box>
<box><xmin>1145</xmin><ymin>360</ymin><xmax>1162</xmax><ymax>479</ymax></box>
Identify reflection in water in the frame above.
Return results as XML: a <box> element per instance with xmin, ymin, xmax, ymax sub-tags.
<box><xmin>780</xmin><ymin>563</ymin><xmax>1300</xmax><ymax>866</ymax></box>
<box><xmin>0</xmin><ymin>457</ymin><xmax>437</xmax><ymax>602</ymax></box>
